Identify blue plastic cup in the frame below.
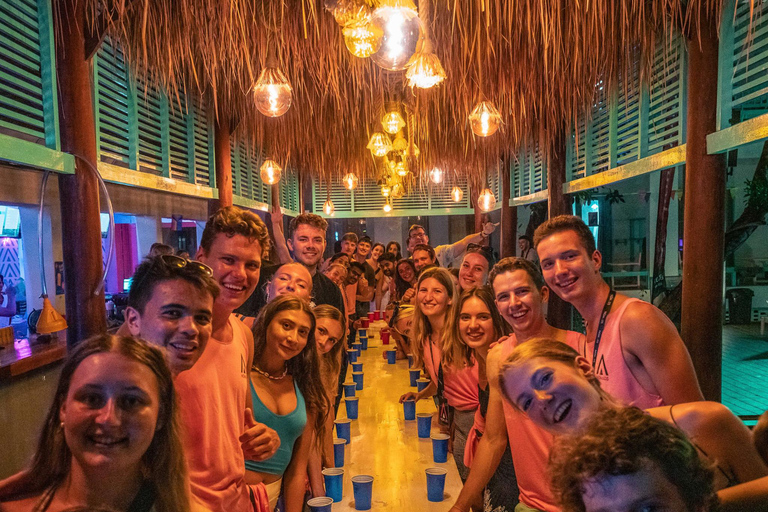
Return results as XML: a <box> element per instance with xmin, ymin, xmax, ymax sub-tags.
<box><xmin>386</xmin><ymin>349</ymin><xmax>397</xmax><ymax>364</ymax></box>
<box><xmin>358</xmin><ymin>328</ymin><xmax>367</xmax><ymax>338</ymax></box>
<box><xmin>352</xmin><ymin>475</ymin><xmax>374</xmax><ymax>510</ymax></box>
<box><xmin>351</xmin><ymin>362</ymin><xmax>363</xmax><ymax>373</ymax></box>
<box><xmin>333</xmin><ymin>438</ymin><xmax>346</xmax><ymax>467</ymax></box>
<box><xmin>348</xmin><ymin>350</ymin><xmax>358</xmax><ymax>363</ymax></box>
<box><xmin>345</xmin><ymin>396</ymin><xmax>359</xmax><ymax>420</ymax></box>
<box><xmin>416</xmin><ymin>378</ymin><xmax>430</xmax><ymax>392</ymax></box>
<box><xmin>431</xmin><ymin>433</ymin><xmax>449</xmax><ymax>463</ymax></box>
<box><xmin>407</xmin><ymin>353</ymin><xmax>414</xmax><ymax>368</ymax></box>
<box><xmin>360</xmin><ymin>337</ymin><xmax>368</xmax><ymax>350</ymax></box>
<box><xmin>352</xmin><ymin>342</ymin><xmax>363</xmax><ymax>352</ymax></box>
<box><xmin>322</xmin><ymin>468</ymin><xmax>344</xmax><ymax>502</ymax></box>
<box><xmin>343</xmin><ymin>382</ymin><xmax>357</xmax><ymax>398</ymax></box>
<box><xmin>307</xmin><ymin>496</ymin><xmax>334</xmax><ymax>512</ymax></box>
<box><xmin>352</xmin><ymin>371</ymin><xmax>364</xmax><ymax>390</ymax></box>
<box><xmin>409</xmin><ymin>369</ymin><xmax>420</xmax><ymax>387</ymax></box>
<box><xmin>403</xmin><ymin>399</ymin><xmax>416</xmax><ymax>420</ymax></box>
<box><xmin>425</xmin><ymin>467</ymin><xmax>448</xmax><ymax>502</ymax></box>
<box><xmin>335</xmin><ymin>418</ymin><xmax>351</xmax><ymax>444</ymax></box>
<box><xmin>417</xmin><ymin>413</ymin><xmax>432</xmax><ymax>438</ymax></box>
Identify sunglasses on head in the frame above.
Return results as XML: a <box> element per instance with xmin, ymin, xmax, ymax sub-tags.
<box><xmin>157</xmin><ymin>254</ymin><xmax>214</xmax><ymax>277</ymax></box>
<box><xmin>466</xmin><ymin>243</ymin><xmax>494</xmax><ymax>262</ymax></box>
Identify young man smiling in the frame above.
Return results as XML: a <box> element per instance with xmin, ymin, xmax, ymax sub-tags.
<box><xmin>406</xmin><ymin>222</ymin><xmax>498</xmax><ymax>267</ymax></box>
<box><xmin>174</xmin><ymin>206</ymin><xmax>280</xmax><ymax>512</ymax></box>
<box><xmin>534</xmin><ymin>215</ymin><xmax>703</xmax><ymax>407</ymax></box>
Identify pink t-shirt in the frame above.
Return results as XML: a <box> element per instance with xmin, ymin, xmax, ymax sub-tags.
<box><xmin>498</xmin><ymin>331</ymin><xmax>584</xmax><ymax>512</ymax></box>
<box><xmin>175</xmin><ymin>316</ymin><xmax>253</xmax><ymax>512</ymax></box>
<box><xmin>579</xmin><ymin>298</ymin><xmax>664</xmax><ymax>409</ymax></box>
<box><xmin>422</xmin><ymin>336</ymin><xmax>479</xmax><ymax>411</ymax></box>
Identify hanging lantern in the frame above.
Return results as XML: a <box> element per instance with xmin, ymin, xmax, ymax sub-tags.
<box><xmin>343</xmin><ymin>17</ymin><xmax>383</xmax><ymax>58</ymax></box>
<box><xmin>370</xmin><ymin>0</ymin><xmax>423</xmax><ymax>71</ymax></box>
<box><xmin>395</xmin><ymin>161</ymin><xmax>408</xmax><ymax>176</ymax></box>
<box><xmin>343</xmin><ymin>172</ymin><xmax>359</xmax><ymax>190</ymax></box>
<box><xmin>260</xmin><ymin>159</ymin><xmax>282</xmax><ymax>184</ymax></box>
<box><xmin>367</xmin><ymin>132</ymin><xmax>392</xmax><ymax>157</ymax></box>
<box><xmin>392</xmin><ymin>133</ymin><xmax>409</xmax><ymax>152</ymax></box>
<box><xmin>477</xmin><ymin>188</ymin><xmax>496</xmax><ymax>211</ymax></box>
<box><xmin>391</xmin><ymin>182</ymin><xmax>405</xmax><ymax>198</ymax></box>
<box><xmin>469</xmin><ymin>100</ymin><xmax>502</xmax><ymax>137</ymax></box>
<box><xmin>323</xmin><ymin>199</ymin><xmax>335</xmax><ymax>215</ymax></box>
<box><xmin>381</xmin><ymin>185</ymin><xmax>391</xmax><ymax>197</ymax></box>
<box><xmin>253</xmin><ymin>68</ymin><xmax>293</xmax><ymax>118</ymax></box>
<box><xmin>429</xmin><ymin>167</ymin><xmax>444</xmax><ymax>184</ymax></box>
<box><xmin>382</xmin><ymin>111</ymin><xmax>406</xmax><ymax>134</ymax></box>
<box><xmin>406</xmin><ymin>39</ymin><xmax>446</xmax><ymax>89</ymax></box>
<box><xmin>451</xmin><ymin>186</ymin><xmax>464</xmax><ymax>202</ymax></box>
<box><xmin>328</xmin><ymin>0</ymin><xmax>369</xmax><ymax>26</ymax></box>
<box><xmin>383</xmin><ymin>201</ymin><xmax>392</xmax><ymax>213</ymax></box>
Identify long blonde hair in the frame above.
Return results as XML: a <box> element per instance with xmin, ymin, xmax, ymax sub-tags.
<box><xmin>411</xmin><ymin>267</ymin><xmax>457</xmax><ymax>370</ymax></box>
<box><xmin>313</xmin><ymin>304</ymin><xmax>347</xmax><ymax>397</ymax></box>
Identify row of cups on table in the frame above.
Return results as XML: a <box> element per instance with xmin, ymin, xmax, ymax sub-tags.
<box><xmin>309</xmin><ymin>473</ymin><xmax>374</xmax><ymax>511</ymax></box>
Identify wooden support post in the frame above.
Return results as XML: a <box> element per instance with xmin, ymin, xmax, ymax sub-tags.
<box><xmin>473</xmin><ymin>185</ymin><xmax>484</xmax><ymax>234</ymax></box>
<box><xmin>681</xmin><ymin>18</ymin><xmax>725</xmax><ymax>401</ymax></box>
<box><xmin>54</xmin><ymin>0</ymin><xmax>107</xmax><ymax>344</ymax></box>
<box><xmin>500</xmin><ymin>156</ymin><xmax>517</xmax><ymax>258</ymax></box>
<box><xmin>211</xmin><ymin>113</ymin><xmax>233</xmax><ymax>215</ymax></box>
<box><xmin>545</xmin><ymin>127</ymin><xmax>572</xmax><ymax>330</ymax></box>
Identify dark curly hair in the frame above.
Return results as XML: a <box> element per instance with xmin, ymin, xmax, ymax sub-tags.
<box><xmin>549</xmin><ymin>407</ymin><xmax>718</xmax><ymax>512</ymax></box>
<box><xmin>488</xmin><ymin>257</ymin><xmax>545</xmax><ymax>291</ymax></box>
<box><xmin>251</xmin><ymin>295</ymin><xmax>330</xmax><ymax>443</ymax></box>
<box><xmin>200</xmin><ymin>206</ymin><xmax>270</xmax><ymax>255</ymax></box>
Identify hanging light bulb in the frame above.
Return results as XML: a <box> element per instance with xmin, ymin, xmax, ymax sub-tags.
<box><xmin>406</xmin><ymin>39</ymin><xmax>446</xmax><ymax>89</ymax></box>
<box><xmin>367</xmin><ymin>132</ymin><xmax>392</xmax><ymax>157</ymax></box>
<box><xmin>253</xmin><ymin>67</ymin><xmax>293</xmax><ymax>117</ymax></box>
<box><xmin>328</xmin><ymin>0</ymin><xmax>369</xmax><ymax>26</ymax></box>
<box><xmin>370</xmin><ymin>0</ymin><xmax>423</xmax><ymax>71</ymax></box>
<box><xmin>323</xmin><ymin>199</ymin><xmax>335</xmax><ymax>215</ymax></box>
<box><xmin>391</xmin><ymin>182</ymin><xmax>405</xmax><ymax>198</ymax></box>
<box><xmin>260</xmin><ymin>159</ymin><xmax>282</xmax><ymax>184</ymax></box>
<box><xmin>469</xmin><ymin>100</ymin><xmax>502</xmax><ymax>137</ymax></box>
<box><xmin>343</xmin><ymin>17</ymin><xmax>383</xmax><ymax>58</ymax></box>
<box><xmin>383</xmin><ymin>201</ymin><xmax>392</xmax><ymax>213</ymax></box>
<box><xmin>451</xmin><ymin>186</ymin><xmax>464</xmax><ymax>202</ymax></box>
<box><xmin>396</xmin><ymin>161</ymin><xmax>408</xmax><ymax>176</ymax></box>
<box><xmin>381</xmin><ymin>185</ymin><xmax>391</xmax><ymax>197</ymax></box>
<box><xmin>429</xmin><ymin>167</ymin><xmax>444</xmax><ymax>184</ymax></box>
<box><xmin>477</xmin><ymin>188</ymin><xmax>497</xmax><ymax>211</ymax></box>
<box><xmin>392</xmin><ymin>134</ymin><xmax>409</xmax><ymax>153</ymax></box>
<box><xmin>382</xmin><ymin>111</ymin><xmax>406</xmax><ymax>134</ymax></box>
<box><xmin>343</xmin><ymin>172</ymin><xmax>359</xmax><ymax>190</ymax></box>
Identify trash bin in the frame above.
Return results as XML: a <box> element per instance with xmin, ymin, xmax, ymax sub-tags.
<box><xmin>725</xmin><ymin>288</ymin><xmax>754</xmax><ymax>324</ymax></box>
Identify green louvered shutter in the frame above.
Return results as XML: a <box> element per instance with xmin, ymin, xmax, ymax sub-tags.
<box><xmin>94</xmin><ymin>39</ymin><xmax>133</xmax><ymax>168</ymax></box>
<box><xmin>647</xmin><ymin>36</ymin><xmax>686</xmax><ymax>154</ymax></box>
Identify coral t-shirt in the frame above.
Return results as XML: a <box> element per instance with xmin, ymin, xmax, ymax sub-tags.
<box><xmin>422</xmin><ymin>336</ymin><xmax>480</xmax><ymax>411</ymax></box>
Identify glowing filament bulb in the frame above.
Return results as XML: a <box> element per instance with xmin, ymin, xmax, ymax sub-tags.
<box><xmin>477</xmin><ymin>188</ymin><xmax>496</xmax><ymax>211</ymax></box>
<box><xmin>429</xmin><ymin>168</ymin><xmax>444</xmax><ymax>184</ymax></box>
<box><xmin>260</xmin><ymin>159</ymin><xmax>282</xmax><ymax>185</ymax></box>
<box><xmin>253</xmin><ymin>68</ymin><xmax>293</xmax><ymax>118</ymax></box>
<box><xmin>381</xmin><ymin>185</ymin><xmax>391</xmax><ymax>197</ymax></box>
<box><xmin>323</xmin><ymin>200</ymin><xmax>335</xmax><ymax>215</ymax></box>
<box><xmin>469</xmin><ymin>100</ymin><xmax>502</xmax><ymax>137</ymax></box>
<box><xmin>451</xmin><ymin>186</ymin><xmax>463</xmax><ymax>202</ymax></box>
<box><xmin>343</xmin><ymin>173</ymin><xmax>359</xmax><ymax>190</ymax></box>
<box><xmin>383</xmin><ymin>202</ymin><xmax>392</xmax><ymax>213</ymax></box>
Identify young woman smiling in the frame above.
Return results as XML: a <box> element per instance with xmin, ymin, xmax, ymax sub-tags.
<box><xmin>393</xmin><ymin>259</ymin><xmax>418</xmax><ymax>303</ymax></box>
<box><xmin>245</xmin><ymin>296</ymin><xmax>330</xmax><ymax>512</ymax></box>
<box><xmin>0</xmin><ymin>334</ymin><xmax>191</xmax><ymax>512</ymax></box>
<box><xmin>499</xmin><ymin>339</ymin><xmax>768</xmax><ymax>492</ymax></box>
<box><xmin>400</xmin><ymin>267</ymin><xmax>479</xmax><ymax>484</ymax></box>
<box><xmin>446</xmin><ymin>287</ymin><xmax>518</xmax><ymax>511</ymax></box>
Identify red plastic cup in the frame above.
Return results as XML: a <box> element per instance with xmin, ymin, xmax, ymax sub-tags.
<box><xmin>367</xmin><ymin>312</ymin><xmax>375</xmax><ymax>321</ymax></box>
<box><xmin>381</xmin><ymin>330</ymin><xmax>390</xmax><ymax>345</ymax></box>
<box><xmin>361</xmin><ymin>319</ymin><xmax>369</xmax><ymax>328</ymax></box>
<box><xmin>374</xmin><ymin>311</ymin><xmax>381</xmax><ymax>320</ymax></box>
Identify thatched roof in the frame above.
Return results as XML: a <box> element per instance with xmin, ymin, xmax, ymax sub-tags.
<box><xmin>86</xmin><ymin>0</ymin><xmax>732</xmax><ymax>191</ymax></box>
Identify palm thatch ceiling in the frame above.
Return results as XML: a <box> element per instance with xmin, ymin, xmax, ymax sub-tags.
<box><xmin>87</xmin><ymin>0</ymin><xmax>730</xmax><ymax>191</ymax></box>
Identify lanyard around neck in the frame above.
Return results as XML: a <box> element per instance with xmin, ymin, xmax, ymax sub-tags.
<box><xmin>590</xmin><ymin>289</ymin><xmax>616</xmax><ymax>369</ymax></box>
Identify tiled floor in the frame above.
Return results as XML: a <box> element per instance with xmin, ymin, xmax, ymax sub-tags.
<box><xmin>722</xmin><ymin>324</ymin><xmax>768</xmax><ymax>418</ymax></box>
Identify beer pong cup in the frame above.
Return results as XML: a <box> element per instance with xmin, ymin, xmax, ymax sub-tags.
<box><xmin>333</xmin><ymin>438</ymin><xmax>346</xmax><ymax>467</ymax></box>
<box><xmin>352</xmin><ymin>371</ymin><xmax>364</xmax><ymax>390</ymax></box>
<box><xmin>348</xmin><ymin>350</ymin><xmax>358</xmax><ymax>363</ymax></box>
<box><xmin>335</xmin><ymin>419</ymin><xmax>351</xmax><ymax>443</ymax></box>
<box><xmin>409</xmin><ymin>369</ymin><xmax>420</xmax><ymax>387</ymax></box>
<box><xmin>360</xmin><ymin>337</ymin><xmax>368</xmax><ymax>350</ymax></box>
<box><xmin>374</xmin><ymin>311</ymin><xmax>381</xmax><ymax>320</ymax></box>
<box><xmin>343</xmin><ymin>382</ymin><xmax>357</xmax><ymax>398</ymax></box>
<box><xmin>416</xmin><ymin>378</ymin><xmax>430</xmax><ymax>392</ymax></box>
<box><xmin>322</xmin><ymin>468</ymin><xmax>344</xmax><ymax>502</ymax></box>
<box><xmin>431</xmin><ymin>433</ymin><xmax>450</xmax><ymax>463</ymax></box>
<box><xmin>307</xmin><ymin>496</ymin><xmax>334</xmax><ymax>512</ymax></box>
<box><xmin>352</xmin><ymin>342</ymin><xmax>363</xmax><ymax>351</ymax></box>
<box><xmin>351</xmin><ymin>362</ymin><xmax>363</xmax><ymax>373</ymax></box>
<box><xmin>358</xmin><ymin>328</ymin><xmax>367</xmax><ymax>338</ymax></box>
<box><xmin>351</xmin><ymin>475</ymin><xmax>374</xmax><ymax>510</ymax></box>
<box><xmin>367</xmin><ymin>312</ymin><xmax>375</xmax><ymax>321</ymax></box>
<box><xmin>407</xmin><ymin>353</ymin><xmax>414</xmax><ymax>368</ymax></box>
<box><xmin>402</xmin><ymin>399</ymin><xmax>416</xmax><ymax>420</ymax></box>
<box><xmin>386</xmin><ymin>349</ymin><xmax>397</xmax><ymax>364</ymax></box>
<box><xmin>361</xmin><ymin>318</ymin><xmax>369</xmax><ymax>328</ymax></box>
<box><xmin>381</xmin><ymin>329</ymin><xmax>390</xmax><ymax>344</ymax></box>
<box><xmin>417</xmin><ymin>413</ymin><xmax>432</xmax><ymax>438</ymax></box>
<box><xmin>345</xmin><ymin>397</ymin><xmax>359</xmax><ymax>420</ymax></box>
<box><xmin>425</xmin><ymin>467</ymin><xmax>448</xmax><ymax>502</ymax></box>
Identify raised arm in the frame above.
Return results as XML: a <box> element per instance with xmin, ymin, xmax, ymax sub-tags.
<box><xmin>437</xmin><ymin>222</ymin><xmax>497</xmax><ymax>266</ymax></box>
<box><xmin>270</xmin><ymin>206</ymin><xmax>294</xmax><ymax>265</ymax></box>
<box><xmin>621</xmin><ymin>301</ymin><xmax>704</xmax><ymax>404</ymax></box>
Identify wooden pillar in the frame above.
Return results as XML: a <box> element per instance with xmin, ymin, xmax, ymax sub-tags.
<box><xmin>681</xmin><ymin>17</ymin><xmax>725</xmax><ymax>401</ymax></box>
<box><xmin>500</xmin><ymin>156</ymin><xmax>517</xmax><ymax>258</ymax></box>
<box><xmin>472</xmin><ymin>185</ymin><xmax>484</xmax><ymax>234</ymax></box>
<box><xmin>211</xmin><ymin>113</ymin><xmax>233</xmax><ymax>214</ymax></box>
<box><xmin>54</xmin><ymin>0</ymin><xmax>107</xmax><ymax>344</ymax></box>
<box><xmin>545</xmin><ymin>127</ymin><xmax>572</xmax><ymax>330</ymax></box>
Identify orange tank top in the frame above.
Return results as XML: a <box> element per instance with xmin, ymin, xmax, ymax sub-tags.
<box><xmin>580</xmin><ymin>298</ymin><xmax>664</xmax><ymax>409</ymax></box>
<box><xmin>175</xmin><ymin>316</ymin><xmax>253</xmax><ymax>512</ymax></box>
<box><xmin>499</xmin><ymin>330</ymin><xmax>584</xmax><ymax>512</ymax></box>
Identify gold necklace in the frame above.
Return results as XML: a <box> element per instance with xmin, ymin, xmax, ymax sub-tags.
<box><xmin>252</xmin><ymin>364</ymin><xmax>288</xmax><ymax>380</ymax></box>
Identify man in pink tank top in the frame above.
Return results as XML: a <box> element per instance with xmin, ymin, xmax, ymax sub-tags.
<box><xmin>452</xmin><ymin>258</ymin><xmax>584</xmax><ymax>512</ymax></box>
<box><xmin>534</xmin><ymin>215</ymin><xmax>703</xmax><ymax>408</ymax></box>
<box><xmin>175</xmin><ymin>206</ymin><xmax>281</xmax><ymax>512</ymax></box>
